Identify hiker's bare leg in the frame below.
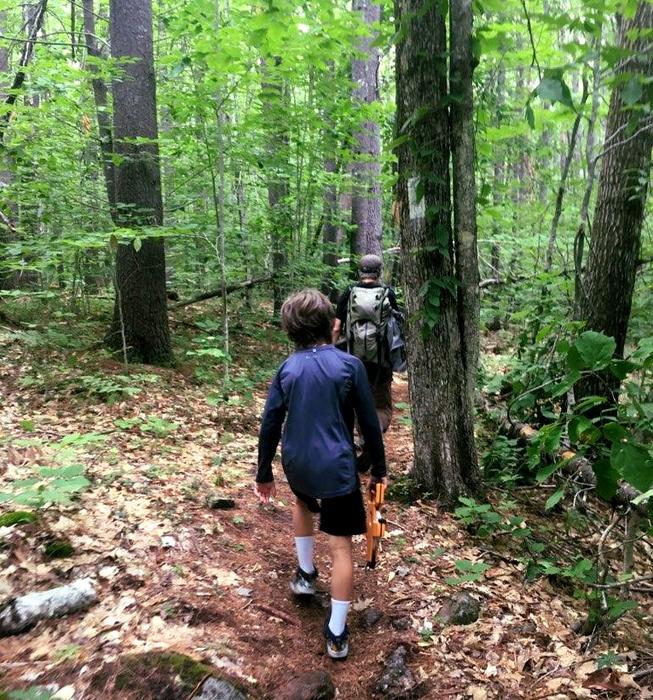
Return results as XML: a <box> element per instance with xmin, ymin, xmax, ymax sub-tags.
<box><xmin>329</xmin><ymin>535</ymin><xmax>353</xmax><ymax>600</ymax></box>
<box><xmin>293</xmin><ymin>497</ymin><xmax>314</xmax><ymax>537</ymax></box>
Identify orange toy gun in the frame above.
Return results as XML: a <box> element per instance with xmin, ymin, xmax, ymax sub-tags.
<box><xmin>366</xmin><ymin>482</ymin><xmax>387</xmax><ymax>569</ymax></box>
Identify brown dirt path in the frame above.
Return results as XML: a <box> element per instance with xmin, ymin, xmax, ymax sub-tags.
<box><xmin>0</xmin><ymin>350</ymin><xmax>644</xmax><ymax>699</ymax></box>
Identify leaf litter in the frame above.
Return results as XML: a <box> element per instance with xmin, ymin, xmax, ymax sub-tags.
<box><xmin>0</xmin><ymin>327</ymin><xmax>651</xmax><ymax>699</ymax></box>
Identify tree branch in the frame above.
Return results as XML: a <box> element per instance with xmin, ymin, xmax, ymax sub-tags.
<box><xmin>0</xmin><ymin>0</ymin><xmax>49</xmax><ymax>144</ymax></box>
<box><xmin>171</xmin><ymin>274</ymin><xmax>274</xmax><ymax>309</ymax></box>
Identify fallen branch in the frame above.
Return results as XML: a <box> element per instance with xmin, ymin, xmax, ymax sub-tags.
<box><xmin>501</xmin><ymin>419</ymin><xmax>647</xmax><ymax>515</ymax></box>
<box><xmin>171</xmin><ymin>274</ymin><xmax>274</xmax><ymax>309</ymax></box>
<box><xmin>0</xmin><ymin>578</ymin><xmax>98</xmax><ymax>636</ymax></box>
<box><xmin>479</xmin><ymin>278</ymin><xmax>501</xmax><ymax>289</ymax></box>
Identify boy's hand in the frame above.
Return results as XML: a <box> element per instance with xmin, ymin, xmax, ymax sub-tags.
<box><xmin>368</xmin><ymin>475</ymin><xmax>388</xmax><ymax>495</ymax></box>
<box><xmin>255</xmin><ymin>480</ymin><xmax>276</xmax><ymax>503</ymax></box>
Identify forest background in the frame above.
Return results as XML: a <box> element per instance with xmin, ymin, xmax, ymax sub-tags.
<box><xmin>1</xmin><ymin>0</ymin><xmax>653</xmax><ymax>697</ymax></box>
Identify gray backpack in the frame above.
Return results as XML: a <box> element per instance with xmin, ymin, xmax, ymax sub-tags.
<box><xmin>346</xmin><ymin>285</ymin><xmax>392</xmax><ymax>365</ymax></box>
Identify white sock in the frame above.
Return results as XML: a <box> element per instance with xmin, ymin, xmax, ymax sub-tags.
<box><xmin>329</xmin><ymin>599</ymin><xmax>350</xmax><ymax>636</ymax></box>
<box><xmin>295</xmin><ymin>536</ymin><xmax>315</xmax><ymax>574</ymax></box>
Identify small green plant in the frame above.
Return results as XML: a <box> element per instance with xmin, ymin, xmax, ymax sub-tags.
<box><xmin>7</xmin><ymin>689</ymin><xmax>54</xmax><ymax>700</ymax></box>
<box><xmin>481</xmin><ymin>436</ymin><xmax>520</xmax><ymax>484</ymax></box>
<box><xmin>454</xmin><ymin>497</ymin><xmax>502</xmax><ymax>537</ymax></box>
<box><xmin>53</xmin><ymin>644</ymin><xmax>82</xmax><ymax>663</ymax></box>
<box><xmin>445</xmin><ymin>559</ymin><xmax>490</xmax><ymax>585</ymax></box>
<box><xmin>0</xmin><ymin>464</ymin><xmax>90</xmax><ymax>508</ymax></box>
<box><xmin>115</xmin><ymin>416</ymin><xmax>179</xmax><ymax>438</ymax></box>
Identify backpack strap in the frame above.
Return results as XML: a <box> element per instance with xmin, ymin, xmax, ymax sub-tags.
<box><xmin>346</xmin><ymin>285</ymin><xmax>356</xmax><ymax>354</ymax></box>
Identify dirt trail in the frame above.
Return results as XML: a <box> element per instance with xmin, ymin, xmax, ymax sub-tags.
<box><xmin>0</xmin><ymin>354</ymin><xmax>644</xmax><ymax>699</ymax></box>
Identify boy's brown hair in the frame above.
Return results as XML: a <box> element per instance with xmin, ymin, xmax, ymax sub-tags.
<box><xmin>281</xmin><ymin>289</ymin><xmax>335</xmax><ymax>347</ymax></box>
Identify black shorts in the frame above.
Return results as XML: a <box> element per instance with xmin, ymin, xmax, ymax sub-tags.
<box><xmin>292</xmin><ymin>485</ymin><xmax>367</xmax><ymax>537</ymax></box>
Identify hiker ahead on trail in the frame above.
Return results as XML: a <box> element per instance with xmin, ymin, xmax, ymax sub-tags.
<box><xmin>332</xmin><ymin>254</ymin><xmax>401</xmax><ymax>434</ymax></box>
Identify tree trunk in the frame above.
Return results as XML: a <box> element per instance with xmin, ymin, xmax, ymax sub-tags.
<box><xmin>350</xmin><ymin>0</ymin><xmax>382</xmax><ymax>259</ymax></box>
<box><xmin>394</xmin><ymin>0</ymin><xmax>479</xmax><ymax>507</ymax></box>
<box><xmin>105</xmin><ymin>0</ymin><xmax>172</xmax><ymax>365</ymax></box>
<box><xmin>577</xmin><ymin>1</ymin><xmax>653</xmax><ymax>402</ymax></box>
<box><xmin>450</xmin><ymin>0</ymin><xmax>480</xmax><ymax>403</ymax></box>
<box><xmin>321</xmin><ymin>156</ymin><xmax>340</xmax><ymax>301</ymax></box>
<box><xmin>262</xmin><ymin>58</ymin><xmax>290</xmax><ymax>315</ymax></box>
<box><xmin>82</xmin><ymin>0</ymin><xmax>116</xmax><ymax>212</ymax></box>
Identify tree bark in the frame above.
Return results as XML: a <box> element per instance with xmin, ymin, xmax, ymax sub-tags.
<box><xmin>450</xmin><ymin>0</ymin><xmax>480</xmax><ymax>403</ymax></box>
<box><xmin>105</xmin><ymin>0</ymin><xmax>172</xmax><ymax>365</ymax></box>
<box><xmin>350</xmin><ymin>0</ymin><xmax>382</xmax><ymax>259</ymax></box>
<box><xmin>0</xmin><ymin>579</ymin><xmax>97</xmax><ymax>637</ymax></box>
<box><xmin>321</xmin><ymin>156</ymin><xmax>340</xmax><ymax>301</ymax></box>
<box><xmin>394</xmin><ymin>0</ymin><xmax>480</xmax><ymax>507</ymax></box>
<box><xmin>576</xmin><ymin>1</ymin><xmax>653</xmax><ymax>402</ymax></box>
<box><xmin>262</xmin><ymin>58</ymin><xmax>290</xmax><ymax>315</ymax></box>
<box><xmin>82</xmin><ymin>0</ymin><xmax>116</xmax><ymax>212</ymax></box>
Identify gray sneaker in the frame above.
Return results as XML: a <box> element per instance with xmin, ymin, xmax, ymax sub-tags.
<box><xmin>290</xmin><ymin>566</ymin><xmax>318</xmax><ymax>595</ymax></box>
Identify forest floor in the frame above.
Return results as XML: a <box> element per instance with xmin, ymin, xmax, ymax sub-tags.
<box><xmin>0</xmin><ymin>305</ymin><xmax>651</xmax><ymax>699</ymax></box>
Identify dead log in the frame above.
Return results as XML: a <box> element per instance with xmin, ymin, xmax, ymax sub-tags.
<box><xmin>501</xmin><ymin>419</ymin><xmax>647</xmax><ymax>516</ymax></box>
<box><xmin>0</xmin><ymin>578</ymin><xmax>98</xmax><ymax>636</ymax></box>
<box><xmin>171</xmin><ymin>274</ymin><xmax>274</xmax><ymax>309</ymax></box>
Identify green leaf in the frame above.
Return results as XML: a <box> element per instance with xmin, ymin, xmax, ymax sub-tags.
<box><xmin>602</xmin><ymin>422</ymin><xmax>631</xmax><ymax>443</ymax></box>
<box><xmin>536</xmin><ymin>75</ymin><xmax>575</xmax><ymax>109</ymax></box>
<box><xmin>621</xmin><ymin>77</ymin><xmax>642</xmax><ymax>105</ymax></box>
<box><xmin>571</xmin><ymin>331</ymin><xmax>616</xmax><ymax>370</ymax></box>
<box><xmin>545</xmin><ymin>487</ymin><xmax>565</xmax><ymax>510</ymax></box>
<box><xmin>550</xmin><ymin>370</ymin><xmax>580</xmax><ymax>397</ymax></box>
<box><xmin>133</xmin><ymin>237</ymin><xmax>142</xmax><ymax>252</ymax></box>
<box><xmin>610</xmin><ymin>359</ymin><xmax>635</xmax><ymax>380</ymax></box>
<box><xmin>611</xmin><ymin>442</ymin><xmax>653</xmax><ymax>492</ymax></box>
<box><xmin>536</xmin><ymin>461</ymin><xmax>563</xmax><ymax>483</ymax></box>
<box><xmin>607</xmin><ymin>599</ymin><xmax>637</xmax><ymax>622</ymax></box>
<box><xmin>597</xmin><ymin>651</ymin><xmax>621</xmax><ymax>670</ymax></box>
<box><xmin>38</xmin><ymin>464</ymin><xmax>85</xmax><ymax>479</ymax></box>
<box><xmin>525</xmin><ymin>103</ymin><xmax>535</xmax><ymax>129</ymax></box>
<box><xmin>593</xmin><ymin>457</ymin><xmax>619</xmax><ymax>501</ymax></box>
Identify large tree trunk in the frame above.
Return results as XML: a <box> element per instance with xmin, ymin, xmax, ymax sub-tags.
<box><xmin>450</xmin><ymin>0</ymin><xmax>479</xmax><ymax>403</ymax></box>
<box><xmin>394</xmin><ymin>0</ymin><xmax>480</xmax><ymax>507</ymax></box>
<box><xmin>350</xmin><ymin>0</ymin><xmax>382</xmax><ymax>259</ymax></box>
<box><xmin>576</xmin><ymin>2</ymin><xmax>653</xmax><ymax>402</ymax></box>
<box><xmin>105</xmin><ymin>0</ymin><xmax>172</xmax><ymax>365</ymax></box>
<box><xmin>82</xmin><ymin>0</ymin><xmax>116</xmax><ymax>212</ymax></box>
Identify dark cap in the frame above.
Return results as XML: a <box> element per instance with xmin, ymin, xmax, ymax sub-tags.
<box><xmin>358</xmin><ymin>254</ymin><xmax>383</xmax><ymax>276</ymax></box>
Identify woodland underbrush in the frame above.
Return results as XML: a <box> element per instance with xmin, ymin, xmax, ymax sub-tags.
<box><xmin>1</xmin><ymin>292</ymin><xmax>653</xmax><ymax>698</ymax></box>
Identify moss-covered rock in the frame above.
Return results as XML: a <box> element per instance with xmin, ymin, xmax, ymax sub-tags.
<box><xmin>90</xmin><ymin>651</ymin><xmax>252</xmax><ymax>699</ymax></box>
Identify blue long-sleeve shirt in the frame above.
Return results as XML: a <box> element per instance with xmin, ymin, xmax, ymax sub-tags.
<box><xmin>257</xmin><ymin>345</ymin><xmax>387</xmax><ymax>499</ymax></box>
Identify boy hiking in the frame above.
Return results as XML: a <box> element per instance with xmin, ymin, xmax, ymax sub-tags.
<box><xmin>255</xmin><ymin>289</ymin><xmax>387</xmax><ymax>660</ymax></box>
